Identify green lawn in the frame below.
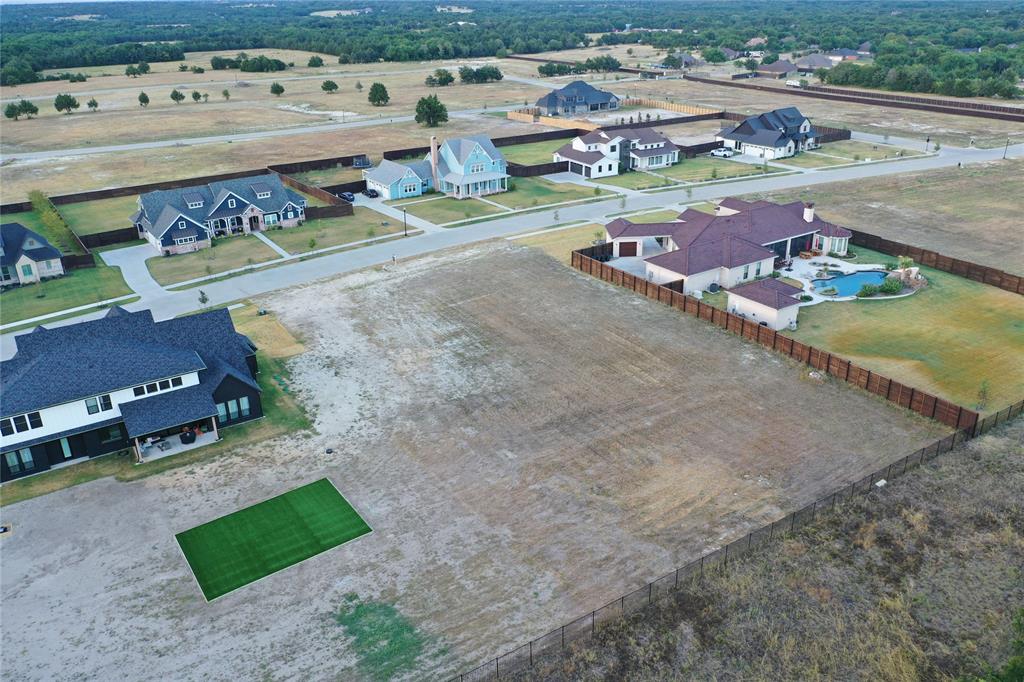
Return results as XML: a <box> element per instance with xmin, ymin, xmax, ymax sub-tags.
<box><xmin>656</xmin><ymin>157</ymin><xmax>778</xmax><ymax>182</ymax></box>
<box><xmin>402</xmin><ymin>196</ymin><xmax>506</xmax><ymax>225</ymax></box>
<box><xmin>3</xmin><ymin>209</ymin><xmax>85</xmax><ymax>255</ymax></box>
<box><xmin>59</xmin><ymin>195</ymin><xmax>139</xmax><ymax>236</ymax></box>
<box><xmin>817</xmin><ymin>140</ymin><xmax>922</xmax><ymax>161</ymax></box>
<box><xmin>786</xmin><ymin>247</ymin><xmax>1024</xmax><ymax>413</ymax></box>
<box><xmin>498</xmin><ymin>139</ymin><xmax>570</xmax><ymax>165</ymax></box>
<box><xmin>176</xmin><ymin>478</ymin><xmax>371</xmax><ymax>601</ymax></box>
<box><xmin>490</xmin><ymin>177</ymin><xmax>606</xmax><ymax>210</ymax></box>
<box><xmin>596</xmin><ymin>172</ymin><xmax>677</xmax><ymax>191</ymax></box>
<box><xmin>0</xmin><ymin>264</ymin><xmax>132</xmax><ymax>325</ymax></box>
<box><xmin>264</xmin><ymin>208</ymin><xmax>404</xmax><ymax>255</ymax></box>
<box><xmin>514</xmin><ymin>223</ymin><xmax>606</xmax><ymax>264</ymax></box>
<box><xmin>775</xmin><ymin>152</ymin><xmax>851</xmax><ymax>169</ymax></box>
<box><xmin>146</xmin><ymin>235</ymin><xmax>281</xmax><ymax>286</ymax></box>
<box><xmin>290</xmin><ymin>165</ymin><xmax>365</xmax><ymax>188</ymax></box>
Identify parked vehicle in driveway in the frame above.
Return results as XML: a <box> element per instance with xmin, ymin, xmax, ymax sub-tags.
<box><xmin>710</xmin><ymin>147</ymin><xmax>734</xmax><ymax>158</ymax></box>
<box><xmin>785</xmin><ymin>79</ymin><xmax>803</xmax><ymax>87</ymax></box>
<box><xmin>337</xmin><ymin>191</ymin><xmax>355</xmax><ymax>202</ymax></box>
<box><xmin>362</xmin><ymin>188</ymin><xmax>380</xmax><ymax>198</ymax></box>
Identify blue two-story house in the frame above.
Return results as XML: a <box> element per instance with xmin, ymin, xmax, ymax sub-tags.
<box><xmin>431</xmin><ymin>134</ymin><xmax>509</xmax><ymax>199</ymax></box>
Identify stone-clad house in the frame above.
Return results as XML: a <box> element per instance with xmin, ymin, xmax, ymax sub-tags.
<box><xmin>535</xmin><ymin>80</ymin><xmax>620</xmax><ymax>116</ymax></box>
<box><xmin>132</xmin><ymin>174</ymin><xmax>307</xmax><ymax>255</ymax></box>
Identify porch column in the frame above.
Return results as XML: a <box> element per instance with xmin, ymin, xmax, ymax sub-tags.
<box><xmin>134</xmin><ymin>437</ymin><xmax>143</xmax><ymax>464</ymax></box>
<box><xmin>210</xmin><ymin>416</ymin><xmax>221</xmax><ymax>441</ymax></box>
<box><xmin>785</xmin><ymin>238</ymin><xmax>792</xmax><ymax>257</ymax></box>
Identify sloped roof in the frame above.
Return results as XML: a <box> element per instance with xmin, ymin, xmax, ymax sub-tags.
<box><xmin>441</xmin><ymin>134</ymin><xmax>505</xmax><ymax>165</ymax></box>
<box><xmin>554</xmin><ymin>144</ymin><xmax>607</xmax><ymax>165</ymax></box>
<box><xmin>728</xmin><ymin>278</ymin><xmax>804</xmax><ymax>309</ymax></box>
<box><xmin>718</xmin><ymin>107</ymin><xmax>815</xmax><ymax>148</ymax></box>
<box><xmin>119</xmin><ymin>384</ymin><xmax>218</xmax><ymax>438</ymax></box>
<box><xmin>365</xmin><ymin>159</ymin><xmax>431</xmax><ymax>186</ymax></box>
<box><xmin>757</xmin><ymin>60</ymin><xmax>797</xmax><ymax>73</ymax></box>
<box><xmin>536</xmin><ymin>80</ymin><xmax>618</xmax><ymax>109</ymax></box>
<box><xmin>0</xmin><ymin>222</ymin><xmax>62</xmax><ymax>267</ymax></box>
<box><xmin>795</xmin><ymin>53</ymin><xmax>833</xmax><ymax>69</ymax></box>
<box><xmin>646</xmin><ymin>235</ymin><xmax>774</xmax><ymax>276</ymax></box>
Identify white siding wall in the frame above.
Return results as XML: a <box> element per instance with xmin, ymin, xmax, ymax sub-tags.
<box><xmin>720</xmin><ymin>257</ymin><xmax>776</xmax><ymax>287</ymax></box>
<box><xmin>0</xmin><ymin>371</ymin><xmax>201</xmax><ymax>450</ymax></box>
<box><xmin>726</xmin><ymin>295</ymin><xmax>800</xmax><ymax>330</ymax></box>
<box><xmin>645</xmin><ymin>262</ymin><xmax>685</xmax><ymax>285</ymax></box>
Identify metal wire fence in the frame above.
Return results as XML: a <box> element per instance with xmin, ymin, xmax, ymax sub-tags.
<box><xmin>451</xmin><ymin>399</ymin><xmax>1024</xmax><ymax>681</ymax></box>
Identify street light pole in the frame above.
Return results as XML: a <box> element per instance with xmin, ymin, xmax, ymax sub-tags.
<box><xmin>403</xmin><ymin>208</ymin><xmax>408</xmax><ymax>237</ymax></box>
<box><xmin>1004</xmin><ymin>138</ymin><xmax>1010</xmax><ymax>160</ymax></box>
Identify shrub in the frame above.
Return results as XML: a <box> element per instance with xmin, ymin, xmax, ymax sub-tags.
<box><xmin>884</xmin><ymin>262</ymin><xmax>898</xmax><ymax>271</ymax></box>
<box><xmin>856</xmin><ymin>284</ymin><xmax>879</xmax><ymax>297</ymax></box>
<box><xmin>770</xmin><ymin>271</ymin><xmax>781</xmax><ymax>278</ymax></box>
<box><xmin>800</xmin><ymin>295</ymin><xmax>813</xmax><ymax>302</ymax></box>
<box><xmin>879</xmin><ymin>277</ymin><xmax>903</xmax><ymax>294</ymax></box>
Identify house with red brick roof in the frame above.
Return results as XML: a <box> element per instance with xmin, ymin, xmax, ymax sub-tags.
<box><xmin>726</xmin><ymin>278</ymin><xmax>804</xmax><ymax>330</ymax></box>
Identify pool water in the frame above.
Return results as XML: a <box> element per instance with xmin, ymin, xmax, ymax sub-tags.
<box><xmin>812</xmin><ymin>270</ymin><xmax>887</xmax><ymax>297</ymax></box>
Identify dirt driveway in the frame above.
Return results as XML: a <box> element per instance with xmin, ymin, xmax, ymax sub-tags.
<box><xmin>0</xmin><ymin>244</ymin><xmax>948</xmax><ymax>681</ymax></box>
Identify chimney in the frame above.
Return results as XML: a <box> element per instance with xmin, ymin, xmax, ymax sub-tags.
<box><xmin>803</xmin><ymin>202</ymin><xmax>815</xmax><ymax>223</ymax></box>
<box><xmin>429</xmin><ymin>136</ymin><xmax>440</xmax><ymax>192</ymax></box>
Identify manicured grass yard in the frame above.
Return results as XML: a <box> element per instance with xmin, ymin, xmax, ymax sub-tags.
<box><xmin>3</xmin><ymin>209</ymin><xmax>85</xmax><ymax>255</ymax></box>
<box><xmin>146</xmin><ymin>235</ymin><xmax>280</xmax><ymax>286</ymax></box>
<box><xmin>656</xmin><ymin>157</ymin><xmax>778</xmax><ymax>182</ymax></box>
<box><xmin>290</xmin><ymin>165</ymin><xmax>365</xmax><ymax>188</ymax></box>
<box><xmin>777</xmin><ymin>152</ymin><xmax>855</xmax><ymax>169</ymax></box>
<box><xmin>597</xmin><ymin>171</ymin><xmax>676</xmax><ymax>190</ymax></box>
<box><xmin>786</xmin><ymin>247</ymin><xmax>1024</xmax><ymax>413</ymax></box>
<box><xmin>59</xmin><ymin>195</ymin><xmax>140</xmax><ymax>236</ymax></box>
<box><xmin>497</xmin><ymin>138</ymin><xmax>570</xmax><ymax>165</ymax></box>
<box><xmin>0</xmin><ymin>263</ymin><xmax>132</xmax><ymax>325</ymax></box>
<box><xmin>264</xmin><ymin>208</ymin><xmax>402</xmax><ymax>255</ymax></box>
<box><xmin>402</xmin><ymin>196</ymin><xmax>506</xmax><ymax>224</ymax></box>
<box><xmin>818</xmin><ymin>139</ymin><xmax>921</xmax><ymax>161</ymax></box>
<box><xmin>514</xmin><ymin>223</ymin><xmax>605</xmax><ymax>263</ymax></box>
<box><xmin>176</xmin><ymin>478</ymin><xmax>371</xmax><ymax>600</ymax></box>
<box><xmin>490</xmin><ymin>177</ymin><xmax>606</xmax><ymax>210</ymax></box>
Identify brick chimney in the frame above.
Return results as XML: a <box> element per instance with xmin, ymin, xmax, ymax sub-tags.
<box><xmin>430</xmin><ymin>136</ymin><xmax>440</xmax><ymax>192</ymax></box>
<box><xmin>803</xmin><ymin>202</ymin><xmax>815</xmax><ymax>223</ymax></box>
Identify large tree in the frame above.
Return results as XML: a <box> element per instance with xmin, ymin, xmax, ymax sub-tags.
<box><xmin>321</xmin><ymin>79</ymin><xmax>338</xmax><ymax>94</ymax></box>
<box><xmin>308</xmin><ymin>55</ymin><xmax>324</xmax><ymax>67</ymax></box>
<box><xmin>415</xmin><ymin>94</ymin><xmax>448</xmax><ymax>127</ymax></box>
<box><xmin>53</xmin><ymin>93</ymin><xmax>79</xmax><ymax>114</ymax></box>
<box><xmin>270</xmin><ymin>81</ymin><xmax>285</xmax><ymax>97</ymax></box>
<box><xmin>368</xmin><ymin>82</ymin><xmax>389</xmax><ymax>106</ymax></box>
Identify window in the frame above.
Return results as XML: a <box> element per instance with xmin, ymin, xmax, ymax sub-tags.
<box><xmin>228</xmin><ymin>199</ymin><xmax>236</xmax><ymax>209</ymax></box>
<box><xmin>742</xmin><ymin>265</ymin><xmax>750</xmax><ymax>280</ymax></box>
<box><xmin>610</xmin><ymin>145</ymin><xmax>617</xmax><ymax>153</ymax></box>
<box><xmin>101</xmin><ymin>425</ymin><xmax>122</xmax><ymax>444</ymax></box>
<box><xmin>13</xmin><ymin>415</ymin><xmax>28</xmax><ymax>432</ymax></box>
<box><xmin>0</xmin><ymin>419</ymin><xmax>12</xmax><ymax>437</ymax></box>
<box><xmin>240</xmin><ymin>396</ymin><xmax>251</xmax><ymax>418</ymax></box>
<box><xmin>755</xmin><ymin>262</ymin><xmax>762</xmax><ymax>276</ymax></box>
<box><xmin>256</xmin><ymin>191</ymin><xmax>271</xmax><ymax>199</ymax></box>
<box><xmin>60</xmin><ymin>438</ymin><xmax>74</xmax><ymax>459</ymax></box>
<box><xmin>171</xmin><ymin>377</ymin><xmax>183</xmax><ymax>387</ymax></box>
<box><xmin>186</xmin><ymin>200</ymin><xmax>203</xmax><ymax>209</ymax></box>
<box><xmin>217</xmin><ymin>402</ymin><xmax>228</xmax><ymax>423</ymax></box>
<box><xmin>86</xmin><ymin>395</ymin><xmax>112</xmax><ymax>414</ymax></box>
<box><xmin>286</xmin><ymin>211</ymin><xmax>293</xmax><ymax>219</ymax></box>
<box><xmin>146</xmin><ymin>383</ymin><xmax>158</xmax><ymax>394</ymax></box>
<box><xmin>100</xmin><ymin>395</ymin><xmax>112</xmax><ymax>411</ymax></box>
<box><xmin>159</xmin><ymin>379</ymin><xmax>171</xmax><ymax>390</ymax></box>
<box><xmin>228</xmin><ymin>400</ymin><xmax>239</xmax><ymax>420</ymax></box>
<box><xmin>264</xmin><ymin>214</ymin><xmax>278</xmax><ymax>226</ymax></box>
<box><xmin>403</xmin><ymin>184</ymin><xmax>418</xmax><ymax>194</ymax></box>
<box><xmin>133</xmin><ymin>386</ymin><xmax>146</xmax><ymax>397</ymax></box>
<box><xmin>28</xmin><ymin>412</ymin><xmax>42</xmax><ymax>429</ymax></box>
<box><xmin>470</xmin><ymin>163</ymin><xmax>485</xmax><ymax>174</ymax></box>
<box><xmin>174</xmin><ymin>236</ymin><xmax>196</xmax><ymax>245</ymax></box>
<box><xmin>4</xmin><ymin>448</ymin><xmax>34</xmax><ymax>474</ymax></box>
<box><xmin>21</xmin><ymin>264</ymin><xmax>33</xmax><ymax>277</ymax></box>
<box><xmin>178</xmin><ymin>221</ymin><xmax>186</xmax><ymax>229</ymax></box>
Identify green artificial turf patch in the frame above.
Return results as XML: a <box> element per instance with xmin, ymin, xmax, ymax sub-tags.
<box><xmin>176</xmin><ymin>478</ymin><xmax>370</xmax><ymax>600</ymax></box>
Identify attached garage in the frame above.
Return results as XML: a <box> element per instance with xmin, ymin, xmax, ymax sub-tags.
<box><xmin>617</xmin><ymin>241</ymin><xmax>638</xmax><ymax>257</ymax></box>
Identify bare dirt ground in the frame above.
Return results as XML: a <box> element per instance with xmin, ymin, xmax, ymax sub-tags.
<box><xmin>745</xmin><ymin>158</ymin><xmax>1024</xmax><ymax>275</ymax></box>
<box><xmin>0</xmin><ymin>243</ymin><xmax>948</xmax><ymax>681</ymax></box>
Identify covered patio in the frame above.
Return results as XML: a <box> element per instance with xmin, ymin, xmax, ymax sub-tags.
<box><xmin>120</xmin><ymin>386</ymin><xmax>222</xmax><ymax>464</ymax></box>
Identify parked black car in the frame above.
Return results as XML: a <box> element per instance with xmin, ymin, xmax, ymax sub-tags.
<box><xmin>337</xmin><ymin>191</ymin><xmax>355</xmax><ymax>202</ymax></box>
<box><xmin>362</xmin><ymin>188</ymin><xmax>380</xmax><ymax>198</ymax></box>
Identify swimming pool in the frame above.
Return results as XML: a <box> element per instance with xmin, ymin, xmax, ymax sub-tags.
<box><xmin>812</xmin><ymin>270</ymin><xmax>887</xmax><ymax>297</ymax></box>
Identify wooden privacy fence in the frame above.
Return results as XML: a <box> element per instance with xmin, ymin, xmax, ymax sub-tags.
<box><xmin>450</xmin><ymin>400</ymin><xmax>1024</xmax><ymax>682</ymax></box>
<box><xmin>570</xmin><ymin>244</ymin><xmax>978</xmax><ymax>431</ymax></box>
<box><xmin>77</xmin><ymin>227</ymin><xmax>139</xmax><ymax>250</ymax></box>
<box><xmin>850</xmin><ymin>230</ymin><xmax>1023</xmax><ymax>295</ymax></box>
<box><xmin>619</xmin><ymin>97</ymin><xmax>722</xmax><ymax>116</ymax></box>
<box><xmin>804</xmin><ymin>85</ymin><xmax>1024</xmax><ymax>115</ymax></box>
<box><xmin>508</xmin><ymin>161</ymin><xmax>569</xmax><ymax>177</ymax></box>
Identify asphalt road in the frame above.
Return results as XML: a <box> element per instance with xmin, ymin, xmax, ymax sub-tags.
<box><xmin>3</xmin><ymin>137</ymin><xmax>1019</xmax><ymax>359</ymax></box>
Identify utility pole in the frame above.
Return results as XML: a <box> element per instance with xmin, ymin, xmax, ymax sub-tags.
<box><xmin>1004</xmin><ymin>137</ymin><xmax>1010</xmax><ymax>160</ymax></box>
<box><xmin>403</xmin><ymin>208</ymin><xmax>408</xmax><ymax>237</ymax></box>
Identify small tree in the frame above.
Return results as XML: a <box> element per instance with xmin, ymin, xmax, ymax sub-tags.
<box><xmin>125</xmin><ymin>65</ymin><xmax>139</xmax><ymax>78</ymax></box>
<box><xmin>222</xmin><ymin>89</ymin><xmax>231</xmax><ymax>101</ymax></box>
<box><xmin>321</xmin><ymin>80</ymin><xmax>339</xmax><ymax>94</ymax></box>
<box><xmin>976</xmin><ymin>380</ymin><xmax>990</xmax><ymax>411</ymax></box>
<box><xmin>414</xmin><ymin>94</ymin><xmax>448</xmax><ymax>127</ymax></box>
<box><xmin>191</xmin><ymin>90</ymin><xmax>202</xmax><ymax>103</ymax></box>
<box><xmin>270</xmin><ymin>82</ymin><xmax>285</xmax><ymax>97</ymax></box>
<box><xmin>434</xmin><ymin>68</ymin><xmax>454</xmax><ymax>86</ymax></box>
<box><xmin>87</xmin><ymin>97</ymin><xmax>98</xmax><ymax>111</ymax></box>
<box><xmin>308</xmin><ymin>238</ymin><xmax>317</xmax><ymax>250</ymax></box>
<box><xmin>355</xmin><ymin>81</ymin><xmax>363</xmax><ymax>91</ymax></box>
<box><xmin>170</xmin><ymin>89</ymin><xmax>186</xmax><ymax>104</ymax></box>
<box><xmin>54</xmin><ymin>93</ymin><xmax>79</xmax><ymax>114</ymax></box>
<box><xmin>178</xmin><ymin>63</ymin><xmax>189</xmax><ymax>72</ymax></box>
<box><xmin>198</xmin><ymin>290</ymin><xmax>209</xmax><ymax>307</ymax></box>
<box><xmin>202</xmin><ymin>92</ymin><xmax>209</xmax><ymax>103</ymax></box>
<box><xmin>368</xmin><ymin>82</ymin><xmax>389</xmax><ymax>106</ymax></box>
<box><xmin>137</xmin><ymin>61</ymin><xmax>150</xmax><ymax>75</ymax></box>
<box><xmin>138</xmin><ymin>91</ymin><xmax>150</xmax><ymax>107</ymax></box>
<box><xmin>4</xmin><ymin>103</ymin><xmax>21</xmax><ymax>121</ymax></box>
<box><xmin>308</xmin><ymin>55</ymin><xmax>324</xmax><ymax>67</ymax></box>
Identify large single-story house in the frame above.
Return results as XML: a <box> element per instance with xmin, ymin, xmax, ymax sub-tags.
<box><xmin>726</xmin><ymin>278</ymin><xmax>804</xmax><ymax>330</ymax></box>
<box><xmin>133</xmin><ymin>174</ymin><xmax>307</xmax><ymax>255</ymax></box>
<box><xmin>795</xmin><ymin>53</ymin><xmax>833</xmax><ymax>73</ymax></box>
<box><xmin>535</xmin><ymin>80</ymin><xmax>619</xmax><ymax>116</ymax></box>
<box><xmin>603</xmin><ymin>198</ymin><xmax>852</xmax><ymax>295</ymax></box>
<box><xmin>756</xmin><ymin>59</ymin><xmax>797</xmax><ymax>78</ymax></box>
<box><xmin>721</xmin><ymin>47</ymin><xmax>743</xmax><ymax>61</ymax></box>
<box><xmin>716</xmin><ymin>107</ymin><xmax>817</xmax><ymax>159</ymax></box>
<box><xmin>826</xmin><ymin>48</ymin><xmax>862</xmax><ymax>64</ymax></box>
<box><xmin>554</xmin><ymin>128</ymin><xmax>680</xmax><ymax>178</ymax></box>
<box><xmin>363</xmin><ymin>159</ymin><xmax>434</xmax><ymax>200</ymax></box>
<box><xmin>0</xmin><ymin>306</ymin><xmax>262</xmax><ymax>482</ymax></box>
<box><xmin>364</xmin><ymin>134</ymin><xmax>509</xmax><ymax>200</ymax></box>
<box><xmin>1</xmin><ymin>222</ymin><xmax>65</xmax><ymax>287</ymax></box>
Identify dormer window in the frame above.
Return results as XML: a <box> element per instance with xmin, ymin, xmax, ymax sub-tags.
<box><xmin>183</xmin><ymin>191</ymin><xmax>205</xmax><ymax>209</ymax></box>
<box><xmin>228</xmin><ymin>199</ymin><xmax>236</xmax><ymax>209</ymax></box>
<box><xmin>178</xmin><ymin>220</ymin><xmax>186</xmax><ymax>228</ymax></box>
<box><xmin>256</xmin><ymin>191</ymin><xmax>271</xmax><ymax>199</ymax></box>
<box><xmin>187</xmin><ymin>200</ymin><xmax>203</xmax><ymax>209</ymax></box>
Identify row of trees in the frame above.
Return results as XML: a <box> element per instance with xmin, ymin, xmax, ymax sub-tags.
<box><xmin>457</xmin><ymin>65</ymin><xmax>503</xmax><ymax>83</ymax></box>
<box><xmin>536</xmin><ymin>55</ymin><xmax>622</xmax><ymax>77</ymax></box>
<box><xmin>210</xmin><ymin>53</ymin><xmax>288</xmax><ymax>72</ymax></box>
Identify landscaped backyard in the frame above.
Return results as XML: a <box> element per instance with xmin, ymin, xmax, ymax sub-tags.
<box><xmin>489</xmin><ymin>177</ymin><xmax>606</xmax><ymax>210</ymax></box>
<box><xmin>3</xmin><ymin>208</ymin><xmax>86</xmax><ymax>255</ymax></box>
<box><xmin>264</xmin><ymin>208</ymin><xmax>404</xmax><ymax>255</ymax></box>
<box><xmin>146</xmin><ymin>235</ymin><xmax>281</xmax><ymax>286</ymax></box>
<box><xmin>497</xmin><ymin>138</ymin><xmax>570</xmax><ymax>165</ymax></box>
<box><xmin>785</xmin><ymin>247</ymin><xmax>1024</xmax><ymax>412</ymax></box>
<box><xmin>0</xmin><ymin>263</ymin><xmax>133</xmax><ymax>325</ymax></box>
<box><xmin>59</xmin><ymin>195</ymin><xmax>139</xmax><ymax>236</ymax></box>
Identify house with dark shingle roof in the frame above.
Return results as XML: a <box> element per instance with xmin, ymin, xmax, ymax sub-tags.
<box><xmin>716</xmin><ymin>106</ymin><xmax>816</xmax><ymax>159</ymax></box>
<box><xmin>795</xmin><ymin>53</ymin><xmax>833</xmax><ymax>73</ymax></box>
<box><xmin>0</xmin><ymin>306</ymin><xmax>262</xmax><ymax>482</ymax></box>
<box><xmin>756</xmin><ymin>59</ymin><xmax>797</xmax><ymax>78</ymax></box>
<box><xmin>1</xmin><ymin>222</ymin><xmax>65</xmax><ymax>286</ymax></box>
<box><xmin>133</xmin><ymin>173</ymin><xmax>306</xmax><ymax>255</ymax></box>
<box><xmin>602</xmin><ymin>198</ymin><xmax>851</xmax><ymax>297</ymax></box>
<box><xmin>554</xmin><ymin>128</ymin><xmax>679</xmax><ymax>178</ymax></box>
<box><xmin>535</xmin><ymin>80</ymin><xmax>620</xmax><ymax>116</ymax></box>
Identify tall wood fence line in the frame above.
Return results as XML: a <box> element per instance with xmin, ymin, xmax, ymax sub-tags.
<box><xmin>570</xmin><ymin>245</ymin><xmax>977</xmax><ymax>431</ymax></box>
<box><xmin>849</xmin><ymin>230</ymin><xmax>1024</xmax><ymax>296</ymax></box>
<box><xmin>619</xmin><ymin>97</ymin><xmax>722</xmax><ymax>116</ymax></box>
<box><xmin>504</xmin><ymin>54</ymin><xmax>663</xmax><ymax>78</ymax></box>
<box><xmin>77</xmin><ymin>228</ymin><xmax>139</xmax><ymax>250</ymax></box>
<box><xmin>449</xmin><ymin>401</ymin><xmax>1023</xmax><ymax>682</ymax></box>
<box><xmin>267</xmin><ymin>154</ymin><xmax>361</xmax><ymax>176</ymax></box>
<box><xmin>683</xmin><ymin>75</ymin><xmax>1024</xmax><ymax>123</ymax></box>
<box><xmin>804</xmin><ymin>85</ymin><xmax>1024</xmax><ymax>115</ymax></box>
<box><xmin>508</xmin><ymin>162</ymin><xmax>569</xmax><ymax>177</ymax></box>
<box><xmin>275</xmin><ymin>172</ymin><xmax>347</xmax><ymax>207</ymax></box>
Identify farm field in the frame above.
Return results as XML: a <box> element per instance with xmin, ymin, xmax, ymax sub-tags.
<box><xmin>0</xmin><ymin>263</ymin><xmax>133</xmax><ymax>325</ymax></box>
<box><xmin>145</xmin><ymin>234</ymin><xmax>280</xmax><ymax>286</ymax></box>
<box><xmin>263</xmin><ymin>208</ymin><xmax>403</xmax><ymax>254</ymax></box>
<box><xmin>0</xmin><ymin>244</ymin><xmax>948</xmax><ymax>681</ymax></box>
<box><xmin>176</xmin><ymin>478</ymin><xmax>371</xmax><ymax>601</ymax></box>
<box><xmin>59</xmin><ymin>195</ymin><xmax>140</xmax><ymax>235</ymax></box>
<box><xmin>746</xmin><ymin>159</ymin><xmax>1024</xmax><ymax>275</ymax></box>
<box><xmin>490</xmin><ymin>177</ymin><xmax>606</xmax><ymax>210</ymax></box>
<box><xmin>785</xmin><ymin>247</ymin><xmax>1024</xmax><ymax>413</ymax></box>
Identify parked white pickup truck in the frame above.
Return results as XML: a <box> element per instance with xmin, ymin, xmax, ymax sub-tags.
<box><xmin>710</xmin><ymin>147</ymin><xmax>735</xmax><ymax>158</ymax></box>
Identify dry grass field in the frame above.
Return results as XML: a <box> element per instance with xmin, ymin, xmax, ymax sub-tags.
<box><xmin>517</xmin><ymin>418</ymin><xmax>1024</xmax><ymax>682</ymax></box>
<box><xmin>0</xmin><ymin>243</ymin><xmax>947</xmax><ymax>681</ymax></box>
<box><xmin>745</xmin><ymin>159</ymin><xmax>1024</xmax><ymax>275</ymax></box>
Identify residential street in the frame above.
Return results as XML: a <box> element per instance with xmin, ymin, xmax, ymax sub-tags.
<box><xmin>2</xmin><ymin>136</ymin><xmax>1020</xmax><ymax>359</ymax></box>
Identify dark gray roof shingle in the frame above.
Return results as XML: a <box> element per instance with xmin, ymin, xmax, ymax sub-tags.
<box><xmin>1</xmin><ymin>222</ymin><xmax>63</xmax><ymax>267</ymax></box>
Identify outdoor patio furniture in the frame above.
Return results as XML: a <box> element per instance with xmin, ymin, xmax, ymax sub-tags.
<box><xmin>180</xmin><ymin>431</ymin><xmax>196</xmax><ymax>445</ymax></box>
<box><xmin>156</xmin><ymin>440</ymin><xmax>172</xmax><ymax>451</ymax></box>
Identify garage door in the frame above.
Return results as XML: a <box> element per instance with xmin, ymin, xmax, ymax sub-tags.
<box><xmin>619</xmin><ymin>241</ymin><xmax>637</xmax><ymax>257</ymax></box>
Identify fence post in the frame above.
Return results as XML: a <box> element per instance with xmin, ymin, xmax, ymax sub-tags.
<box><xmin>592</xmin><ymin>611</ymin><xmax>595</xmax><ymax>635</ymax></box>
<box><xmin>561</xmin><ymin>625</ymin><xmax>564</xmax><ymax>649</ymax></box>
<box><xmin>649</xmin><ymin>583</ymin><xmax>653</xmax><ymax>604</ymax></box>
<box><xmin>530</xmin><ymin>641</ymin><xmax>533</xmax><ymax>667</ymax></box>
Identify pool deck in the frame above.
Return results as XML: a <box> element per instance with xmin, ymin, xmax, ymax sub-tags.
<box><xmin>781</xmin><ymin>255</ymin><xmax>891</xmax><ymax>304</ymax></box>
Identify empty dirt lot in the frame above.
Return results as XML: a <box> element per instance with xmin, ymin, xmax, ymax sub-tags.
<box><xmin>1</xmin><ymin>244</ymin><xmax>948</xmax><ymax>681</ymax></box>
